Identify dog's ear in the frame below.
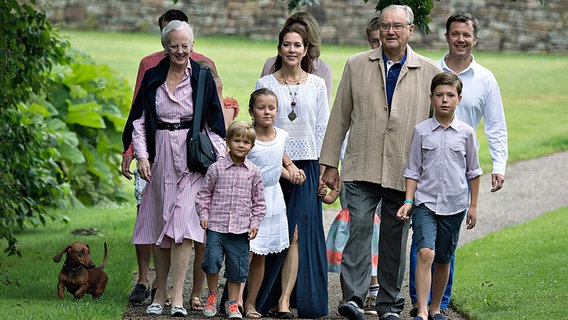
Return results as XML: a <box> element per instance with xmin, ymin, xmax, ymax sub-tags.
<box><xmin>53</xmin><ymin>244</ymin><xmax>71</xmax><ymax>263</ymax></box>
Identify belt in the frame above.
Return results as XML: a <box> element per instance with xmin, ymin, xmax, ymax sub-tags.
<box><xmin>156</xmin><ymin>121</ymin><xmax>192</xmax><ymax>131</ymax></box>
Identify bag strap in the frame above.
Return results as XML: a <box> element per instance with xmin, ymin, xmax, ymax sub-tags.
<box><xmin>192</xmin><ymin>68</ymin><xmax>207</xmax><ymax>139</ymax></box>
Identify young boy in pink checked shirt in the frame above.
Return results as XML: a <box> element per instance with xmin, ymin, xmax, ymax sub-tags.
<box><xmin>196</xmin><ymin>121</ymin><xmax>266</xmax><ymax>319</ymax></box>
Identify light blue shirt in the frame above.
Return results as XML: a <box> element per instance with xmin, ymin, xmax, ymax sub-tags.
<box><xmin>405</xmin><ymin>116</ymin><xmax>483</xmax><ymax>215</ymax></box>
<box><xmin>439</xmin><ymin>54</ymin><xmax>508</xmax><ymax>175</ymax></box>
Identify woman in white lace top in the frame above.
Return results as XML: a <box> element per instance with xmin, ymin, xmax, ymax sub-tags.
<box><xmin>254</xmin><ymin>25</ymin><xmax>330</xmax><ymax>318</ymax></box>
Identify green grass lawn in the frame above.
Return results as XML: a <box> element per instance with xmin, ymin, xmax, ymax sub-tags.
<box><xmin>453</xmin><ymin>207</ymin><xmax>568</xmax><ymax>319</ymax></box>
<box><xmin>0</xmin><ymin>206</ymin><xmax>137</xmax><ymax>319</ymax></box>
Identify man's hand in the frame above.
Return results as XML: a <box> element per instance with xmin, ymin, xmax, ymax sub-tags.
<box><xmin>121</xmin><ymin>155</ymin><xmax>134</xmax><ymax>180</ymax></box>
<box><xmin>138</xmin><ymin>158</ymin><xmax>151</xmax><ymax>181</ymax></box>
<box><xmin>200</xmin><ymin>220</ymin><xmax>208</xmax><ymax>229</ymax></box>
<box><xmin>320</xmin><ymin>165</ymin><xmax>340</xmax><ymax>191</ymax></box>
<box><xmin>491</xmin><ymin>173</ymin><xmax>504</xmax><ymax>192</ymax></box>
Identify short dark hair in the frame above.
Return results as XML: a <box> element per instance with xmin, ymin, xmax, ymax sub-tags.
<box><xmin>158</xmin><ymin>9</ymin><xmax>188</xmax><ymax>30</ymax></box>
<box><xmin>430</xmin><ymin>72</ymin><xmax>463</xmax><ymax>95</ymax></box>
<box><xmin>366</xmin><ymin>16</ymin><xmax>381</xmax><ymax>35</ymax></box>
<box><xmin>445</xmin><ymin>12</ymin><xmax>479</xmax><ymax>37</ymax></box>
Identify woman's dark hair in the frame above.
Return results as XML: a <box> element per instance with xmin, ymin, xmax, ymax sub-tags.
<box><xmin>273</xmin><ymin>25</ymin><xmax>314</xmax><ymax>74</ymax></box>
<box><xmin>282</xmin><ymin>11</ymin><xmax>321</xmax><ymax>60</ymax></box>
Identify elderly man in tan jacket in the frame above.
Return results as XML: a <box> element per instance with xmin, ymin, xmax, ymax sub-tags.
<box><xmin>320</xmin><ymin>5</ymin><xmax>441</xmax><ymax>320</ymax></box>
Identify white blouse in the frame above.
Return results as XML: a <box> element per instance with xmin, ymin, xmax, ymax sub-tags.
<box><xmin>256</xmin><ymin>73</ymin><xmax>329</xmax><ymax>160</ymax></box>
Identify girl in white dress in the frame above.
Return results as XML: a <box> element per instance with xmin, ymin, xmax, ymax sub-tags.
<box><xmin>240</xmin><ymin>88</ymin><xmax>302</xmax><ymax>318</ymax></box>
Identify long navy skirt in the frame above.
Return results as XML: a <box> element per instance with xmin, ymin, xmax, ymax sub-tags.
<box><xmin>255</xmin><ymin>160</ymin><xmax>328</xmax><ymax>318</ymax></box>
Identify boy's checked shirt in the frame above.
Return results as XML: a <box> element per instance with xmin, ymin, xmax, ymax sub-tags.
<box><xmin>196</xmin><ymin>155</ymin><xmax>266</xmax><ymax>234</ymax></box>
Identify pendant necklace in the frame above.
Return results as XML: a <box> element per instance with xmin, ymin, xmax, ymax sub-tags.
<box><xmin>282</xmin><ymin>71</ymin><xmax>301</xmax><ymax>121</ymax></box>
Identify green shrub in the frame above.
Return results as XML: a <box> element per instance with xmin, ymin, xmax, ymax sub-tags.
<box><xmin>1</xmin><ymin>0</ymin><xmax>70</xmax><ymax>255</ymax></box>
<box><xmin>1</xmin><ymin>0</ymin><xmax>132</xmax><ymax>255</ymax></box>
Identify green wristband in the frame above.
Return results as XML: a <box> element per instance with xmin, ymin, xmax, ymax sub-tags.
<box><xmin>404</xmin><ymin>199</ymin><xmax>414</xmax><ymax>206</ymax></box>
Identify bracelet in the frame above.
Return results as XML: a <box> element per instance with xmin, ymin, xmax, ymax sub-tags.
<box><xmin>404</xmin><ymin>199</ymin><xmax>415</xmax><ymax>206</ymax></box>
<box><xmin>284</xmin><ymin>161</ymin><xmax>293</xmax><ymax>168</ymax></box>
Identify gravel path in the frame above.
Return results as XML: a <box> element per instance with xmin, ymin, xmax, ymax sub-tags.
<box><xmin>123</xmin><ymin>151</ymin><xmax>568</xmax><ymax>320</ymax></box>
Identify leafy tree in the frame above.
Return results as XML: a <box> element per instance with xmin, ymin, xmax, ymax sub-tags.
<box><xmin>1</xmin><ymin>0</ymin><xmax>70</xmax><ymax>256</ymax></box>
<box><xmin>1</xmin><ymin>0</ymin><xmax>132</xmax><ymax>255</ymax></box>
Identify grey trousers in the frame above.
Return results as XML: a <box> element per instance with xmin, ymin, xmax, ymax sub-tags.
<box><xmin>341</xmin><ymin>181</ymin><xmax>381</xmax><ymax>305</ymax></box>
<box><xmin>340</xmin><ymin>181</ymin><xmax>409</xmax><ymax>316</ymax></box>
<box><xmin>375</xmin><ymin>186</ymin><xmax>409</xmax><ymax>316</ymax></box>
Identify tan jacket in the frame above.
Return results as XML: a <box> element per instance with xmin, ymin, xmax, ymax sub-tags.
<box><xmin>320</xmin><ymin>45</ymin><xmax>441</xmax><ymax>191</ymax></box>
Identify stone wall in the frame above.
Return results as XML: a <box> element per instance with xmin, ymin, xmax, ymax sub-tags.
<box><xmin>36</xmin><ymin>0</ymin><xmax>568</xmax><ymax>53</ymax></box>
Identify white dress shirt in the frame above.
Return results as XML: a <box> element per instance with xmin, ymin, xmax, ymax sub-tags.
<box><xmin>440</xmin><ymin>54</ymin><xmax>508</xmax><ymax>175</ymax></box>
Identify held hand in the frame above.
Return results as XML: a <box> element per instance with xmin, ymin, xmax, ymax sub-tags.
<box><xmin>320</xmin><ymin>166</ymin><xmax>340</xmax><ymax>191</ymax></box>
<box><xmin>288</xmin><ymin>166</ymin><xmax>305</xmax><ymax>185</ymax></box>
<box><xmin>138</xmin><ymin>158</ymin><xmax>151</xmax><ymax>181</ymax></box>
<box><xmin>200</xmin><ymin>220</ymin><xmax>208</xmax><ymax>229</ymax></box>
<box><xmin>248</xmin><ymin>228</ymin><xmax>258</xmax><ymax>240</ymax></box>
<box><xmin>466</xmin><ymin>207</ymin><xmax>477</xmax><ymax>229</ymax></box>
<box><xmin>491</xmin><ymin>173</ymin><xmax>504</xmax><ymax>192</ymax></box>
<box><xmin>396</xmin><ymin>203</ymin><xmax>412</xmax><ymax>221</ymax></box>
<box><xmin>121</xmin><ymin>155</ymin><xmax>134</xmax><ymax>180</ymax></box>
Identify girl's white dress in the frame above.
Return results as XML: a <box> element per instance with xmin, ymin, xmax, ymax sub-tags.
<box><xmin>248</xmin><ymin>127</ymin><xmax>290</xmax><ymax>255</ymax></box>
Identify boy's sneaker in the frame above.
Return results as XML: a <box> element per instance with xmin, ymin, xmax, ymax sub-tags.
<box><xmin>203</xmin><ymin>291</ymin><xmax>217</xmax><ymax>318</ymax></box>
<box><xmin>226</xmin><ymin>301</ymin><xmax>243</xmax><ymax>319</ymax></box>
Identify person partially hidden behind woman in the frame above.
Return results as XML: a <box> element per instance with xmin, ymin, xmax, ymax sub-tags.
<box><xmin>125</xmin><ymin>20</ymin><xmax>227</xmax><ymax>317</ymax></box>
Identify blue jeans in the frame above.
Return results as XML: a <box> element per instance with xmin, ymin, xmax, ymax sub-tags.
<box><xmin>202</xmin><ymin>230</ymin><xmax>250</xmax><ymax>283</ymax></box>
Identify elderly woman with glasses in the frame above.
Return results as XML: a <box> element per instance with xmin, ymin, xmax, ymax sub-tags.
<box><xmin>124</xmin><ymin>20</ymin><xmax>226</xmax><ymax>317</ymax></box>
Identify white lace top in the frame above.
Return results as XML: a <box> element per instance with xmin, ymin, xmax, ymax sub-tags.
<box><xmin>256</xmin><ymin>74</ymin><xmax>329</xmax><ymax>160</ymax></box>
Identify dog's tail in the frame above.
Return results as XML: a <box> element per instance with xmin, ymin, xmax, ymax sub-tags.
<box><xmin>97</xmin><ymin>242</ymin><xmax>108</xmax><ymax>270</ymax></box>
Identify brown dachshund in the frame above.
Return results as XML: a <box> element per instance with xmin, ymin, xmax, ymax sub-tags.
<box><xmin>53</xmin><ymin>241</ymin><xmax>108</xmax><ymax>299</ymax></box>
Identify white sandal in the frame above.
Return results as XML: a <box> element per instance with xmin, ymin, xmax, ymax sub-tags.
<box><xmin>171</xmin><ymin>305</ymin><xmax>188</xmax><ymax>317</ymax></box>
